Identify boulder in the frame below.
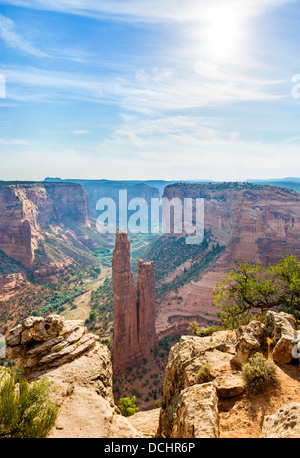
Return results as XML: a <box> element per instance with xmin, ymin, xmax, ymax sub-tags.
<box><xmin>261</xmin><ymin>403</ymin><xmax>300</xmax><ymax>438</ymax></box>
<box><xmin>232</xmin><ymin>320</ymin><xmax>266</xmax><ymax>367</ymax></box>
<box><xmin>5</xmin><ymin>315</ymin><xmax>98</xmax><ymax>372</ymax></box>
<box><xmin>214</xmin><ymin>372</ymin><xmax>246</xmax><ymax>398</ymax></box>
<box><xmin>265</xmin><ymin>311</ymin><xmax>299</xmax><ymax>364</ymax></box>
<box><xmin>171</xmin><ymin>383</ymin><xmax>219</xmax><ymax>438</ymax></box>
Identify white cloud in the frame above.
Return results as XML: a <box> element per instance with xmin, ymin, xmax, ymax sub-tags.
<box><xmin>1</xmin><ymin>63</ymin><xmax>285</xmax><ymax>109</ymax></box>
<box><xmin>74</xmin><ymin>129</ymin><xmax>90</xmax><ymax>135</ymax></box>
<box><xmin>0</xmin><ymin>14</ymin><xmax>49</xmax><ymax>57</ymax></box>
<box><xmin>1</xmin><ymin>0</ymin><xmax>296</xmax><ymax>24</ymax></box>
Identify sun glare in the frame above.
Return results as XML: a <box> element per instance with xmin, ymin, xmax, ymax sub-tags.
<box><xmin>204</xmin><ymin>6</ymin><xmax>243</xmax><ymax>61</ymax></box>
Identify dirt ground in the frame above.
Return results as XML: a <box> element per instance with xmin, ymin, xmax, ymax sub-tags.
<box><xmin>219</xmin><ymin>361</ymin><xmax>300</xmax><ymax>438</ymax></box>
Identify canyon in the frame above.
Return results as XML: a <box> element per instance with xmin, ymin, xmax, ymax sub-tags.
<box><xmin>1</xmin><ymin>180</ymin><xmax>300</xmax><ymax>347</ymax></box>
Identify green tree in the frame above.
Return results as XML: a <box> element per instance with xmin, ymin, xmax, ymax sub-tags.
<box><xmin>89</xmin><ymin>310</ymin><xmax>97</xmax><ymax>321</ymax></box>
<box><xmin>213</xmin><ymin>255</ymin><xmax>300</xmax><ymax>329</ymax></box>
<box><xmin>118</xmin><ymin>396</ymin><xmax>139</xmax><ymax>417</ymax></box>
<box><xmin>0</xmin><ymin>368</ymin><xmax>58</xmax><ymax>438</ymax></box>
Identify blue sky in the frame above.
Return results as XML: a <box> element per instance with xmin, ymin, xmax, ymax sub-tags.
<box><xmin>0</xmin><ymin>0</ymin><xmax>300</xmax><ymax>181</ymax></box>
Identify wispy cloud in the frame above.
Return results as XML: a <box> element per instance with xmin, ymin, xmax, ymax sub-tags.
<box><xmin>1</xmin><ymin>0</ymin><xmax>296</xmax><ymax>23</ymax></box>
<box><xmin>74</xmin><ymin>129</ymin><xmax>90</xmax><ymax>135</ymax></box>
<box><xmin>1</xmin><ymin>64</ymin><xmax>285</xmax><ymax>109</ymax></box>
<box><xmin>0</xmin><ymin>14</ymin><xmax>49</xmax><ymax>57</ymax></box>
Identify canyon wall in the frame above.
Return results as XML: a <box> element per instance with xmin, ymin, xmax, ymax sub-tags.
<box><xmin>155</xmin><ymin>183</ymin><xmax>300</xmax><ymax>337</ymax></box>
<box><xmin>163</xmin><ymin>182</ymin><xmax>300</xmax><ymax>265</ymax></box>
<box><xmin>112</xmin><ymin>231</ymin><xmax>157</xmax><ymax>375</ymax></box>
<box><xmin>0</xmin><ymin>182</ymin><xmax>90</xmax><ymax>268</ymax></box>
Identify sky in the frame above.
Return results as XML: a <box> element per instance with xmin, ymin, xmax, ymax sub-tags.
<box><xmin>0</xmin><ymin>0</ymin><xmax>300</xmax><ymax>181</ymax></box>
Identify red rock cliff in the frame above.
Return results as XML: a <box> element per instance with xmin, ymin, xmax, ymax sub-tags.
<box><xmin>0</xmin><ymin>182</ymin><xmax>90</xmax><ymax>268</ymax></box>
<box><xmin>155</xmin><ymin>183</ymin><xmax>300</xmax><ymax>337</ymax></box>
<box><xmin>112</xmin><ymin>231</ymin><xmax>157</xmax><ymax>375</ymax></box>
<box><xmin>163</xmin><ymin>182</ymin><xmax>300</xmax><ymax>266</ymax></box>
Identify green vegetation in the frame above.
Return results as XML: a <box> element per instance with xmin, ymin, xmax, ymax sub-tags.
<box><xmin>188</xmin><ymin>322</ymin><xmax>223</xmax><ymax>337</ymax></box>
<box><xmin>0</xmin><ymin>368</ymin><xmax>58</xmax><ymax>437</ymax></box>
<box><xmin>241</xmin><ymin>352</ymin><xmax>277</xmax><ymax>392</ymax></box>
<box><xmin>86</xmin><ymin>277</ymin><xmax>113</xmax><ymax>334</ymax></box>
<box><xmin>39</xmin><ymin>287</ymin><xmax>85</xmax><ymax>315</ymax></box>
<box><xmin>214</xmin><ymin>255</ymin><xmax>300</xmax><ymax>329</ymax></box>
<box><xmin>118</xmin><ymin>396</ymin><xmax>139</xmax><ymax>417</ymax></box>
<box><xmin>140</xmin><ymin>232</ymin><xmax>225</xmax><ymax>299</ymax></box>
<box><xmin>197</xmin><ymin>364</ymin><xmax>211</xmax><ymax>383</ymax></box>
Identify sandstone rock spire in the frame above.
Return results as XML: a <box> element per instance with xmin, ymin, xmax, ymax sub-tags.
<box><xmin>136</xmin><ymin>259</ymin><xmax>157</xmax><ymax>358</ymax></box>
<box><xmin>112</xmin><ymin>230</ymin><xmax>157</xmax><ymax>375</ymax></box>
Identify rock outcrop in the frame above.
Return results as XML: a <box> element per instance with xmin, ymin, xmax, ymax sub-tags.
<box><xmin>159</xmin><ymin>310</ymin><xmax>300</xmax><ymax>438</ymax></box>
<box><xmin>0</xmin><ymin>182</ymin><xmax>90</xmax><ymax>268</ymax></box>
<box><xmin>158</xmin><ymin>330</ymin><xmax>237</xmax><ymax>438</ymax></box>
<box><xmin>0</xmin><ymin>273</ymin><xmax>28</xmax><ymax>300</ymax></box>
<box><xmin>112</xmin><ymin>231</ymin><xmax>142</xmax><ymax>375</ymax></box>
<box><xmin>261</xmin><ymin>403</ymin><xmax>300</xmax><ymax>438</ymax></box>
<box><xmin>4</xmin><ymin>314</ymin><xmax>159</xmax><ymax>438</ymax></box>
<box><xmin>265</xmin><ymin>311</ymin><xmax>300</xmax><ymax>363</ymax></box>
<box><xmin>136</xmin><ymin>259</ymin><xmax>157</xmax><ymax>359</ymax></box>
<box><xmin>5</xmin><ymin>315</ymin><xmax>99</xmax><ymax>372</ymax></box>
<box><xmin>112</xmin><ymin>231</ymin><xmax>157</xmax><ymax>375</ymax></box>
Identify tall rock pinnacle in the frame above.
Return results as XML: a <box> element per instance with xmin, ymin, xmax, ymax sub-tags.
<box><xmin>112</xmin><ymin>230</ymin><xmax>157</xmax><ymax>375</ymax></box>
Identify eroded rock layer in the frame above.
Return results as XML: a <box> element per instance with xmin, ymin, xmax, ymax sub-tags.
<box><xmin>0</xmin><ymin>182</ymin><xmax>89</xmax><ymax>268</ymax></box>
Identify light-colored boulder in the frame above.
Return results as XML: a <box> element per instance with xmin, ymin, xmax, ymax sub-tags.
<box><xmin>265</xmin><ymin>311</ymin><xmax>298</xmax><ymax>364</ymax></box>
<box><xmin>127</xmin><ymin>409</ymin><xmax>160</xmax><ymax>438</ymax></box>
<box><xmin>6</xmin><ymin>325</ymin><xmax>22</xmax><ymax>346</ymax></box>
<box><xmin>214</xmin><ymin>372</ymin><xmax>246</xmax><ymax>398</ymax></box>
<box><xmin>261</xmin><ymin>403</ymin><xmax>300</xmax><ymax>438</ymax></box>
<box><xmin>171</xmin><ymin>383</ymin><xmax>219</xmax><ymax>438</ymax></box>
<box><xmin>33</xmin><ymin>315</ymin><xmax>64</xmax><ymax>341</ymax></box>
<box><xmin>232</xmin><ymin>321</ymin><xmax>266</xmax><ymax>367</ymax></box>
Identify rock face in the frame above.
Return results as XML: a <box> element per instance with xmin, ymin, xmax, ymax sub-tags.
<box><xmin>171</xmin><ymin>383</ymin><xmax>219</xmax><ymax>438</ymax></box>
<box><xmin>0</xmin><ymin>182</ymin><xmax>90</xmax><ymax>268</ymax></box>
<box><xmin>155</xmin><ymin>183</ymin><xmax>300</xmax><ymax>337</ymax></box>
<box><xmin>5</xmin><ymin>315</ymin><xmax>98</xmax><ymax>372</ymax></box>
<box><xmin>265</xmin><ymin>311</ymin><xmax>299</xmax><ymax>364</ymax></box>
<box><xmin>232</xmin><ymin>320</ymin><xmax>267</xmax><ymax>367</ymax></box>
<box><xmin>0</xmin><ymin>273</ymin><xmax>28</xmax><ymax>300</ymax></box>
<box><xmin>112</xmin><ymin>231</ymin><xmax>157</xmax><ymax>375</ymax></box>
<box><xmin>159</xmin><ymin>331</ymin><xmax>237</xmax><ymax>437</ymax></box>
<box><xmin>112</xmin><ymin>231</ymin><xmax>141</xmax><ymax>374</ymax></box>
<box><xmin>261</xmin><ymin>403</ymin><xmax>300</xmax><ymax>438</ymax></box>
<box><xmin>136</xmin><ymin>259</ymin><xmax>157</xmax><ymax>358</ymax></box>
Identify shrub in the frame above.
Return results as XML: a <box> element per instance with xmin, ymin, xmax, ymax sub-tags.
<box><xmin>242</xmin><ymin>352</ymin><xmax>277</xmax><ymax>392</ymax></box>
<box><xmin>197</xmin><ymin>364</ymin><xmax>211</xmax><ymax>383</ymax></box>
<box><xmin>0</xmin><ymin>368</ymin><xmax>58</xmax><ymax>437</ymax></box>
<box><xmin>118</xmin><ymin>396</ymin><xmax>139</xmax><ymax>417</ymax></box>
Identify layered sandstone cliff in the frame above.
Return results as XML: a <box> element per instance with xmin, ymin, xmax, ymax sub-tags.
<box><xmin>154</xmin><ymin>183</ymin><xmax>300</xmax><ymax>336</ymax></box>
<box><xmin>112</xmin><ymin>231</ymin><xmax>157</xmax><ymax>375</ymax></box>
<box><xmin>0</xmin><ymin>182</ymin><xmax>90</xmax><ymax>269</ymax></box>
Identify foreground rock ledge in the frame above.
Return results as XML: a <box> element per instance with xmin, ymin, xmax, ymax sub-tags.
<box><xmin>4</xmin><ymin>315</ymin><xmax>159</xmax><ymax>438</ymax></box>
